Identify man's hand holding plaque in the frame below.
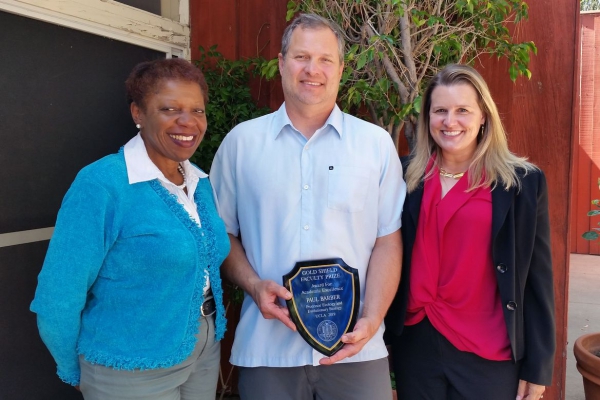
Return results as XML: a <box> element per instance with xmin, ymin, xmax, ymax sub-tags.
<box><xmin>318</xmin><ymin>314</ymin><xmax>379</xmax><ymax>365</ymax></box>
<box><xmin>248</xmin><ymin>278</ymin><xmax>296</xmax><ymax>331</ymax></box>
<box><xmin>282</xmin><ymin>258</ymin><xmax>360</xmax><ymax>357</ymax></box>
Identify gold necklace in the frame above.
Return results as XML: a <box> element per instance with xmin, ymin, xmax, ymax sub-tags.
<box><xmin>439</xmin><ymin>168</ymin><xmax>465</xmax><ymax>179</ymax></box>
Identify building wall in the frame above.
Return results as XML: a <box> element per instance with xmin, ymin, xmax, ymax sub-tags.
<box><xmin>571</xmin><ymin>12</ymin><xmax>600</xmax><ymax>256</ymax></box>
<box><xmin>190</xmin><ymin>1</ymin><xmax>577</xmax><ymax>398</ymax></box>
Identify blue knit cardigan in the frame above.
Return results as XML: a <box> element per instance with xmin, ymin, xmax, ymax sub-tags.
<box><xmin>30</xmin><ymin>149</ymin><xmax>230</xmax><ymax>385</ymax></box>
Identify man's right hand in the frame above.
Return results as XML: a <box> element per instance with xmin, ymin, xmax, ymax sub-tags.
<box><xmin>221</xmin><ymin>235</ymin><xmax>297</xmax><ymax>331</ymax></box>
<box><xmin>250</xmin><ymin>279</ymin><xmax>296</xmax><ymax>331</ymax></box>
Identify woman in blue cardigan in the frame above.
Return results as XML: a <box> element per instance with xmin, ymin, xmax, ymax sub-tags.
<box><xmin>31</xmin><ymin>58</ymin><xmax>230</xmax><ymax>399</ymax></box>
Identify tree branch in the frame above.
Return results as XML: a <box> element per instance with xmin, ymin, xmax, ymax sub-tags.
<box><xmin>399</xmin><ymin>10</ymin><xmax>418</xmax><ymax>87</ymax></box>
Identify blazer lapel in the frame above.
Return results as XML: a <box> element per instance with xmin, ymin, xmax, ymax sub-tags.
<box><xmin>491</xmin><ymin>183</ymin><xmax>515</xmax><ymax>240</ymax></box>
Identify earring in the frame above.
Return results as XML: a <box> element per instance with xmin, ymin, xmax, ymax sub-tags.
<box><xmin>479</xmin><ymin>124</ymin><xmax>485</xmax><ymax>136</ymax></box>
<box><xmin>136</xmin><ymin>123</ymin><xmax>141</xmax><ymax>129</ymax></box>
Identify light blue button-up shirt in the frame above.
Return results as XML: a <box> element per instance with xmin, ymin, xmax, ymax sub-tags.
<box><xmin>211</xmin><ymin>104</ymin><xmax>406</xmax><ymax>367</ymax></box>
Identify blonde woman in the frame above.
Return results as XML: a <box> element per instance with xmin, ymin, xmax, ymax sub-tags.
<box><xmin>386</xmin><ymin>64</ymin><xmax>554</xmax><ymax>400</ymax></box>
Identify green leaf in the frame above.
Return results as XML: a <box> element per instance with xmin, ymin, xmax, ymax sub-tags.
<box><xmin>588</xmin><ymin>210</ymin><xmax>600</xmax><ymax>216</ymax></box>
<box><xmin>356</xmin><ymin>52</ymin><xmax>368</xmax><ymax>70</ymax></box>
<box><xmin>394</xmin><ymin>5</ymin><xmax>405</xmax><ymax>17</ymax></box>
<box><xmin>508</xmin><ymin>65</ymin><xmax>518</xmax><ymax>81</ymax></box>
<box><xmin>412</xmin><ymin>16</ymin><xmax>427</xmax><ymax>27</ymax></box>
<box><xmin>381</xmin><ymin>78</ymin><xmax>392</xmax><ymax>92</ymax></box>
<box><xmin>582</xmin><ymin>231</ymin><xmax>599</xmax><ymax>241</ymax></box>
<box><xmin>286</xmin><ymin>1</ymin><xmax>299</xmax><ymax>21</ymax></box>
<box><xmin>413</xmin><ymin>95</ymin><xmax>422</xmax><ymax>112</ymax></box>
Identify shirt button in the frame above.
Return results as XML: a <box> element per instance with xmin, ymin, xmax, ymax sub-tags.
<box><xmin>303</xmin><ymin>185</ymin><xmax>309</xmax><ymax>190</ymax></box>
<box><xmin>506</xmin><ymin>301</ymin><xmax>517</xmax><ymax>311</ymax></box>
<box><xmin>496</xmin><ymin>263</ymin><xmax>507</xmax><ymax>273</ymax></box>
<box><xmin>303</xmin><ymin>225</ymin><xmax>309</xmax><ymax>230</ymax></box>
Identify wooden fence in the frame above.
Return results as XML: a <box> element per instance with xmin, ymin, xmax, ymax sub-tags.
<box><xmin>571</xmin><ymin>12</ymin><xmax>600</xmax><ymax>255</ymax></box>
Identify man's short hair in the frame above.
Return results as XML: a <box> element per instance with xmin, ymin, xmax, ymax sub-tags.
<box><xmin>281</xmin><ymin>13</ymin><xmax>345</xmax><ymax>64</ymax></box>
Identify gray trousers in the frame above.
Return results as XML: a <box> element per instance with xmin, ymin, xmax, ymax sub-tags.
<box><xmin>238</xmin><ymin>358</ymin><xmax>393</xmax><ymax>400</ymax></box>
<box><xmin>79</xmin><ymin>315</ymin><xmax>220</xmax><ymax>400</ymax></box>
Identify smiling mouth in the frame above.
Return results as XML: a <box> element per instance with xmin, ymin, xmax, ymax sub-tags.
<box><xmin>442</xmin><ymin>131</ymin><xmax>462</xmax><ymax>137</ymax></box>
<box><xmin>303</xmin><ymin>81</ymin><xmax>323</xmax><ymax>86</ymax></box>
<box><xmin>169</xmin><ymin>134</ymin><xmax>194</xmax><ymax>142</ymax></box>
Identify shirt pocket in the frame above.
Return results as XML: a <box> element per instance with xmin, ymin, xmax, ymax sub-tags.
<box><xmin>327</xmin><ymin>166</ymin><xmax>370</xmax><ymax>213</ymax></box>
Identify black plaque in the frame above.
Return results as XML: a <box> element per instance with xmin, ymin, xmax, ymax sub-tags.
<box><xmin>283</xmin><ymin>258</ymin><xmax>360</xmax><ymax>356</ymax></box>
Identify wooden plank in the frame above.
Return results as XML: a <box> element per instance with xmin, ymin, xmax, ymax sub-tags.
<box><xmin>238</xmin><ymin>0</ymin><xmax>271</xmax><ymax>58</ymax></box>
<box><xmin>190</xmin><ymin>0</ymin><xmax>238</xmax><ymax>61</ymax></box>
<box><xmin>191</xmin><ymin>0</ymin><xmax>286</xmax><ymax>110</ymax></box>
<box><xmin>478</xmin><ymin>0</ymin><xmax>577</xmax><ymax>396</ymax></box>
<box><xmin>569</xmin><ymin>13</ymin><xmax>582</xmax><ymax>254</ymax></box>
<box><xmin>590</xmin><ymin>15</ymin><xmax>600</xmax><ymax>255</ymax></box>
<box><xmin>237</xmin><ymin>0</ymin><xmax>286</xmax><ymax>109</ymax></box>
<box><xmin>575</xmin><ymin>14</ymin><xmax>595</xmax><ymax>254</ymax></box>
<box><xmin>264</xmin><ymin>0</ymin><xmax>287</xmax><ymax>110</ymax></box>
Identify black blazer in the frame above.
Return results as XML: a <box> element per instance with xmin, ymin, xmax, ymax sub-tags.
<box><xmin>386</xmin><ymin>167</ymin><xmax>556</xmax><ymax>386</ymax></box>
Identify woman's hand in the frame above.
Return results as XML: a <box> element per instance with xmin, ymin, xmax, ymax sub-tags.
<box><xmin>516</xmin><ymin>379</ymin><xmax>545</xmax><ymax>400</ymax></box>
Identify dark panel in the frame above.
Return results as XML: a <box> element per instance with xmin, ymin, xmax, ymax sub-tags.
<box><xmin>115</xmin><ymin>0</ymin><xmax>161</xmax><ymax>16</ymax></box>
<box><xmin>0</xmin><ymin>11</ymin><xmax>164</xmax><ymax>234</ymax></box>
<box><xmin>0</xmin><ymin>241</ymin><xmax>82</xmax><ymax>399</ymax></box>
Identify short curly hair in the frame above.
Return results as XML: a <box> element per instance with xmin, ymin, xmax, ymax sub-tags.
<box><xmin>125</xmin><ymin>58</ymin><xmax>208</xmax><ymax>111</ymax></box>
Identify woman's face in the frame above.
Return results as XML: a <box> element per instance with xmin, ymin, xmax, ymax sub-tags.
<box><xmin>131</xmin><ymin>79</ymin><xmax>207</xmax><ymax>169</ymax></box>
<box><xmin>428</xmin><ymin>83</ymin><xmax>485</xmax><ymax>162</ymax></box>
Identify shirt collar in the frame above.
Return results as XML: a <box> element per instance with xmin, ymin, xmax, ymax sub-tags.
<box><xmin>272</xmin><ymin>103</ymin><xmax>344</xmax><ymax>140</ymax></box>
<box><xmin>123</xmin><ymin>133</ymin><xmax>207</xmax><ymax>185</ymax></box>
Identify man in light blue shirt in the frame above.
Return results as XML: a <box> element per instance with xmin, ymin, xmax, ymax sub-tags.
<box><xmin>210</xmin><ymin>13</ymin><xmax>406</xmax><ymax>400</ymax></box>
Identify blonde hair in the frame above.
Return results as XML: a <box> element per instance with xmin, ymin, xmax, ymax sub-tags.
<box><xmin>405</xmin><ymin>64</ymin><xmax>537</xmax><ymax>193</ymax></box>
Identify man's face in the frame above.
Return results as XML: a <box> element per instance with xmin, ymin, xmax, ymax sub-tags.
<box><xmin>278</xmin><ymin>27</ymin><xmax>344</xmax><ymax>114</ymax></box>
